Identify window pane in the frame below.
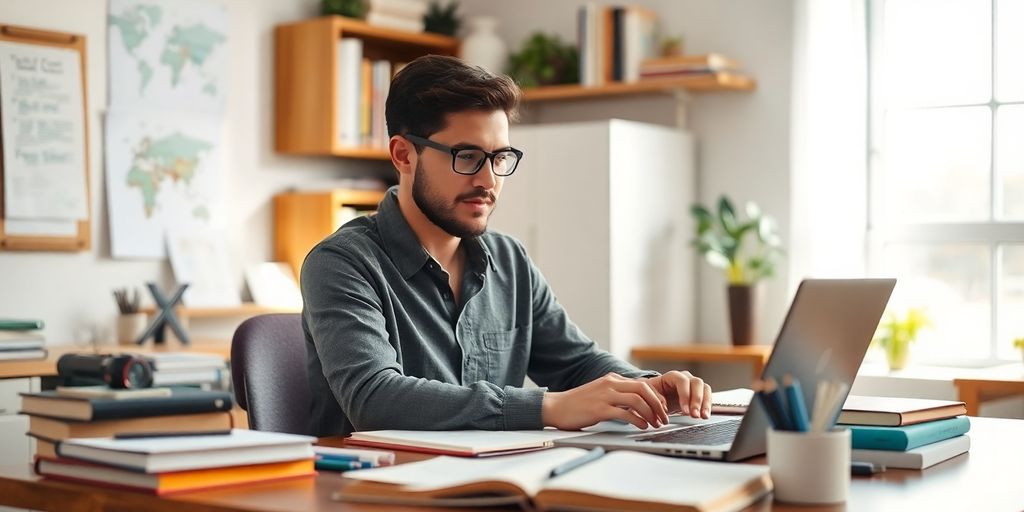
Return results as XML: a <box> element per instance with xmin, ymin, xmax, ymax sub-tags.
<box><xmin>881</xmin><ymin>107</ymin><xmax>990</xmax><ymax>222</ymax></box>
<box><xmin>881</xmin><ymin>243</ymin><xmax>991</xmax><ymax>360</ymax></box>
<box><xmin>999</xmin><ymin>245</ymin><xmax>1024</xmax><ymax>360</ymax></box>
<box><xmin>883</xmin><ymin>0</ymin><xmax>990</xmax><ymax>107</ymax></box>
<box><xmin>996</xmin><ymin>0</ymin><xmax>1024</xmax><ymax>101</ymax></box>
<box><xmin>996</xmin><ymin>105</ymin><xmax>1024</xmax><ymax>220</ymax></box>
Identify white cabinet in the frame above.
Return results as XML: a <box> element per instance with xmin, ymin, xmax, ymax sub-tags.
<box><xmin>492</xmin><ymin>119</ymin><xmax>695</xmax><ymax>359</ymax></box>
<box><xmin>0</xmin><ymin>377</ymin><xmax>37</xmax><ymax>465</ymax></box>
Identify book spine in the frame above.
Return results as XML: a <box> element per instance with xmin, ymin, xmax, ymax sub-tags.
<box><xmin>849</xmin><ymin>416</ymin><xmax>970</xmax><ymax>451</ymax></box>
<box><xmin>89</xmin><ymin>393</ymin><xmax>235</xmax><ymax>421</ymax></box>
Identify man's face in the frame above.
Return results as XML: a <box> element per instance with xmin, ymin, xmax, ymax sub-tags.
<box><xmin>411</xmin><ymin>110</ymin><xmax>509</xmax><ymax>239</ymax></box>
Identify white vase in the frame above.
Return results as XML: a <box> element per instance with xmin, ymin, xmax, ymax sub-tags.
<box><xmin>460</xmin><ymin>17</ymin><xmax>507</xmax><ymax>75</ymax></box>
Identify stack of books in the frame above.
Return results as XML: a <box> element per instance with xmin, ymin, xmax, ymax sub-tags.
<box><xmin>364</xmin><ymin>0</ymin><xmax>427</xmax><ymax>33</ymax></box>
<box><xmin>19</xmin><ymin>386</ymin><xmax>235</xmax><ymax>459</ymax></box>
<box><xmin>639</xmin><ymin>53</ymin><xmax>740</xmax><ymax>81</ymax></box>
<box><xmin>0</xmin><ymin>318</ymin><xmax>47</xmax><ymax>361</ymax></box>
<box><xmin>578</xmin><ymin>5</ymin><xmax>660</xmax><ymax>86</ymax></box>
<box><xmin>34</xmin><ymin>429</ymin><xmax>316</xmax><ymax>495</ymax></box>
<box><xmin>336</xmin><ymin>39</ymin><xmax>399</xmax><ymax>150</ymax></box>
<box><xmin>839</xmin><ymin>395</ymin><xmax>971</xmax><ymax>469</ymax></box>
<box><xmin>146</xmin><ymin>352</ymin><xmax>227</xmax><ymax>387</ymax></box>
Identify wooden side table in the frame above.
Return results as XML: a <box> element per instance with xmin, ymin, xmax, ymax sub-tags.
<box><xmin>631</xmin><ymin>344</ymin><xmax>772</xmax><ymax>379</ymax></box>
<box><xmin>953</xmin><ymin>373</ymin><xmax>1024</xmax><ymax>416</ymax></box>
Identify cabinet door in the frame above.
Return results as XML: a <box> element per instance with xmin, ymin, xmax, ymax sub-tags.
<box><xmin>0</xmin><ymin>415</ymin><xmax>30</xmax><ymax>465</ymax></box>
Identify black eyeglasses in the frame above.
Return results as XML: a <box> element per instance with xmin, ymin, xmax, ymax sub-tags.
<box><xmin>404</xmin><ymin>134</ymin><xmax>523</xmax><ymax>177</ymax></box>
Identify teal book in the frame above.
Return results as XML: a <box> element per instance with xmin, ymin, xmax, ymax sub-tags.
<box><xmin>849</xmin><ymin>416</ymin><xmax>971</xmax><ymax>451</ymax></box>
<box><xmin>0</xmin><ymin>319</ymin><xmax>44</xmax><ymax>331</ymax></box>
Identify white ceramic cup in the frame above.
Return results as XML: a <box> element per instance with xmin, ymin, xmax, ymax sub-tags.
<box><xmin>116</xmin><ymin>312</ymin><xmax>148</xmax><ymax>346</ymax></box>
<box><xmin>767</xmin><ymin>428</ymin><xmax>851</xmax><ymax>504</ymax></box>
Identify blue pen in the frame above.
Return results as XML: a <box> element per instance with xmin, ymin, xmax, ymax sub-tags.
<box><xmin>752</xmin><ymin>380</ymin><xmax>779</xmax><ymax>429</ymax></box>
<box><xmin>782</xmin><ymin>374</ymin><xmax>810</xmax><ymax>432</ymax></box>
<box><xmin>316</xmin><ymin>453</ymin><xmax>361</xmax><ymax>462</ymax></box>
<box><xmin>549</xmin><ymin>447</ymin><xmax>605</xmax><ymax>478</ymax></box>
<box><xmin>763</xmin><ymin>377</ymin><xmax>794</xmax><ymax>431</ymax></box>
<box><xmin>315</xmin><ymin>458</ymin><xmax>370</xmax><ymax>471</ymax></box>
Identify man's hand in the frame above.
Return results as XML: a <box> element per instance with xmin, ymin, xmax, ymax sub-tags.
<box><xmin>542</xmin><ymin>373</ymin><xmax>670</xmax><ymax>430</ymax></box>
<box><xmin>642</xmin><ymin>371</ymin><xmax>713</xmax><ymax>419</ymax></box>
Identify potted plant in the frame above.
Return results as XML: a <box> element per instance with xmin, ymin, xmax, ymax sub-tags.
<box><xmin>424</xmin><ymin>1</ymin><xmax>460</xmax><ymax>36</ymax></box>
<box><xmin>1015</xmin><ymin>337</ymin><xmax>1024</xmax><ymax>365</ymax></box>
<box><xmin>321</xmin><ymin>0</ymin><xmax>366</xmax><ymax>18</ymax></box>
<box><xmin>506</xmin><ymin>32</ymin><xmax>579</xmax><ymax>88</ymax></box>
<box><xmin>691</xmin><ymin>196</ymin><xmax>782</xmax><ymax>345</ymax></box>
<box><xmin>873</xmin><ymin>308</ymin><xmax>929</xmax><ymax>371</ymax></box>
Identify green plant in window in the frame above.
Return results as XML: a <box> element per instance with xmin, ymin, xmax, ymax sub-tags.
<box><xmin>690</xmin><ymin>196</ymin><xmax>783</xmax><ymax>285</ymax></box>
<box><xmin>506</xmin><ymin>33</ymin><xmax>579</xmax><ymax>88</ymax></box>
<box><xmin>873</xmin><ymin>308</ymin><xmax>930</xmax><ymax>371</ymax></box>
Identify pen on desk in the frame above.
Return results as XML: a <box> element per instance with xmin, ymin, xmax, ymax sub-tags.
<box><xmin>763</xmin><ymin>377</ymin><xmax>794</xmax><ymax>431</ymax></box>
<box><xmin>549</xmin><ymin>447</ymin><xmax>605</xmax><ymax>478</ymax></box>
<box><xmin>782</xmin><ymin>374</ymin><xmax>810</xmax><ymax>432</ymax></box>
<box><xmin>114</xmin><ymin>429</ymin><xmax>233</xmax><ymax>439</ymax></box>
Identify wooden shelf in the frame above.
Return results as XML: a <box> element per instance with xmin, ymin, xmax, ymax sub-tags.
<box><xmin>521</xmin><ymin>72</ymin><xmax>756</xmax><ymax>102</ymax></box>
<box><xmin>139</xmin><ymin>303</ymin><xmax>300</xmax><ymax>319</ymax></box>
<box><xmin>274</xmin><ymin>16</ymin><xmax>459</xmax><ymax>157</ymax></box>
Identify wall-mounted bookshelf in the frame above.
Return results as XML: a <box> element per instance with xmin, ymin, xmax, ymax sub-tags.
<box><xmin>273</xmin><ymin>16</ymin><xmax>459</xmax><ymax>159</ymax></box>
<box><xmin>521</xmin><ymin>72</ymin><xmax>756</xmax><ymax>103</ymax></box>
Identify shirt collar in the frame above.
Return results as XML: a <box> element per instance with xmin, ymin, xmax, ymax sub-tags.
<box><xmin>377</xmin><ymin>186</ymin><xmax>500</xmax><ymax>279</ymax></box>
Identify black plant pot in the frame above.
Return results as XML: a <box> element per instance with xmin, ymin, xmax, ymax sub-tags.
<box><xmin>727</xmin><ymin>284</ymin><xmax>759</xmax><ymax>345</ymax></box>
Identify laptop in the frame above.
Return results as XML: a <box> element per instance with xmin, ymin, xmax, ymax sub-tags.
<box><xmin>555</xmin><ymin>278</ymin><xmax>896</xmax><ymax>462</ymax></box>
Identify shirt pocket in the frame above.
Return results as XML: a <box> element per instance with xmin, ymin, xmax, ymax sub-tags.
<box><xmin>481</xmin><ymin>326</ymin><xmax>529</xmax><ymax>385</ymax></box>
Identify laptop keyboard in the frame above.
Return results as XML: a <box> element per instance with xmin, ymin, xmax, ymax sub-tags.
<box><xmin>635</xmin><ymin>419</ymin><xmax>741</xmax><ymax>446</ymax></box>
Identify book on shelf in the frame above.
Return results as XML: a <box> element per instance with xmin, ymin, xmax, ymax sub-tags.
<box><xmin>20</xmin><ymin>388</ymin><xmax>234</xmax><ymax>421</ymax></box>
<box><xmin>0</xmin><ymin>348</ymin><xmax>47</xmax><ymax>361</ymax></box>
<box><xmin>35</xmin><ymin>457</ymin><xmax>315</xmax><ymax>495</ymax></box>
<box><xmin>640</xmin><ymin>53</ymin><xmax>739</xmax><ymax>73</ymax></box>
<box><xmin>365</xmin><ymin>11</ymin><xmax>424</xmax><ymax>33</ymax></box>
<box><xmin>54</xmin><ymin>429</ymin><xmax>316</xmax><ymax>473</ymax></box>
<box><xmin>578</xmin><ymin>5</ymin><xmax>658</xmax><ymax>86</ymax></box>
<box><xmin>367</xmin><ymin>0</ymin><xmax>428</xmax><ymax>19</ymax></box>
<box><xmin>337</xmin><ymin>447</ymin><xmax>772</xmax><ymax>512</ymax></box>
<box><xmin>346</xmin><ymin>430</ymin><xmax>588</xmax><ymax>457</ymax></box>
<box><xmin>838</xmin><ymin>395</ymin><xmax>968</xmax><ymax>426</ymax></box>
<box><xmin>848</xmin><ymin>416</ymin><xmax>971</xmax><ymax>451</ymax></box>
<box><xmin>28</xmin><ymin>411</ymin><xmax>234</xmax><ymax>441</ymax></box>
<box><xmin>0</xmin><ymin>330</ymin><xmax>45</xmax><ymax>347</ymax></box>
<box><xmin>337</xmin><ymin>38</ymin><xmax>363</xmax><ymax>148</ymax></box>
<box><xmin>0</xmin><ymin>319</ymin><xmax>44</xmax><ymax>331</ymax></box>
<box><xmin>851</xmin><ymin>434</ymin><xmax>970</xmax><ymax>470</ymax></box>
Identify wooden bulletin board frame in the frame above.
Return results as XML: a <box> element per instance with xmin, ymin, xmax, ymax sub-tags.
<box><xmin>0</xmin><ymin>24</ymin><xmax>91</xmax><ymax>251</ymax></box>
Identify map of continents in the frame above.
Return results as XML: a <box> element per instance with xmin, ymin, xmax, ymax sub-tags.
<box><xmin>108</xmin><ymin>2</ymin><xmax>225</xmax><ymax>97</ymax></box>
<box><xmin>125</xmin><ymin>132</ymin><xmax>212</xmax><ymax>221</ymax></box>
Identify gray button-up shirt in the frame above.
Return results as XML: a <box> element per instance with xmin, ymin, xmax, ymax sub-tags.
<box><xmin>302</xmin><ymin>187</ymin><xmax>654</xmax><ymax>436</ymax></box>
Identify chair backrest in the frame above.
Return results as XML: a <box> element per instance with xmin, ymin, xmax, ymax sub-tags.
<box><xmin>230</xmin><ymin>313</ymin><xmax>311</xmax><ymax>435</ymax></box>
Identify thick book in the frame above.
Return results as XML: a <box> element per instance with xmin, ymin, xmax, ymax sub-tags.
<box><xmin>0</xmin><ymin>348</ymin><xmax>47</xmax><ymax>361</ymax></box>
<box><xmin>0</xmin><ymin>319</ymin><xmax>44</xmax><ymax>330</ymax></box>
<box><xmin>55</xmin><ymin>429</ymin><xmax>316</xmax><ymax>473</ymax></box>
<box><xmin>29</xmin><ymin>411</ymin><xmax>233</xmax><ymax>441</ymax></box>
<box><xmin>839</xmin><ymin>395</ymin><xmax>967</xmax><ymax>426</ymax></box>
<box><xmin>346</xmin><ymin>430</ymin><xmax>565</xmax><ymax>457</ymax></box>
<box><xmin>35</xmin><ymin>456</ymin><xmax>315</xmax><ymax>495</ymax></box>
<box><xmin>337</xmin><ymin>447</ymin><xmax>772</xmax><ymax>512</ymax></box>
<box><xmin>849</xmin><ymin>416</ymin><xmax>971</xmax><ymax>451</ymax></box>
<box><xmin>851</xmin><ymin>434</ymin><xmax>970</xmax><ymax>469</ymax></box>
<box><xmin>19</xmin><ymin>389</ymin><xmax>233</xmax><ymax>421</ymax></box>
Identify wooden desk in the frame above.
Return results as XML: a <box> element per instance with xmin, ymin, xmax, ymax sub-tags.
<box><xmin>1</xmin><ymin>417</ymin><xmax>1020</xmax><ymax>511</ymax></box>
<box><xmin>632</xmin><ymin>344</ymin><xmax>772</xmax><ymax>378</ymax></box>
<box><xmin>954</xmin><ymin>368</ymin><xmax>1024</xmax><ymax>416</ymax></box>
<box><xmin>0</xmin><ymin>340</ymin><xmax>232</xmax><ymax>379</ymax></box>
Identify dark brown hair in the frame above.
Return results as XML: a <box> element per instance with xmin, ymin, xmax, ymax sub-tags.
<box><xmin>385</xmin><ymin>55</ymin><xmax>521</xmax><ymax>144</ymax></box>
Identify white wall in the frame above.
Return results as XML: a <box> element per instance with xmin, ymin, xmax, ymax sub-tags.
<box><xmin>0</xmin><ymin>0</ymin><xmax>393</xmax><ymax>346</ymax></box>
<box><xmin>460</xmin><ymin>0</ymin><xmax>795</xmax><ymax>345</ymax></box>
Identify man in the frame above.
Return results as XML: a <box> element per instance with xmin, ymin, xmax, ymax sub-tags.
<box><xmin>302</xmin><ymin>55</ymin><xmax>712</xmax><ymax>437</ymax></box>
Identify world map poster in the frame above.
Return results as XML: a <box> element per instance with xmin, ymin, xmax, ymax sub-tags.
<box><xmin>107</xmin><ymin>0</ymin><xmax>228</xmax><ymax>112</ymax></box>
<box><xmin>105</xmin><ymin>110</ymin><xmax>223</xmax><ymax>258</ymax></box>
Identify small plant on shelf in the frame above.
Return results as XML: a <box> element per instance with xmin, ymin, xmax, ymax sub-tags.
<box><xmin>321</xmin><ymin>0</ymin><xmax>366</xmax><ymax>19</ymax></box>
<box><xmin>424</xmin><ymin>1</ymin><xmax>460</xmax><ymax>36</ymax></box>
<box><xmin>873</xmin><ymin>308</ymin><xmax>930</xmax><ymax>371</ymax></box>
<box><xmin>506</xmin><ymin>33</ymin><xmax>579</xmax><ymax>88</ymax></box>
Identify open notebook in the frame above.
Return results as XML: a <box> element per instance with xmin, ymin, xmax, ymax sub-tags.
<box><xmin>336</xmin><ymin>447</ymin><xmax>771</xmax><ymax>512</ymax></box>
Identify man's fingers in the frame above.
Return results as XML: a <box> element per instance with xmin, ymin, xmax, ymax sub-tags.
<box><xmin>688</xmin><ymin>376</ymin><xmax>705</xmax><ymax>418</ymax></box>
<box><xmin>702</xmin><ymin>383</ymin><xmax>713</xmax><ymax>419</ymax></box>
<box><xmin>607</xmin><ymin>406</ymin><xmax>650</xmax><ymax>430</ymax></box>
<box><xmin>672</xmin><ymin>374</ymin><xmax>692</xmax><ymax>416</ymax></box>
<box><xmin>614</xmin><ymin>380</ymin><xmax>669</xmax><ymax>424</ymax></box>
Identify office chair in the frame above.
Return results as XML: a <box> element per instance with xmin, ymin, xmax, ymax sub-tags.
<box><xmin>230</xmin><ymin>313</ymin><xmax>312</xmax><ymax>435</ymax></box>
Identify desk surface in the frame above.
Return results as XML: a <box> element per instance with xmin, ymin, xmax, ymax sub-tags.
<box><xmin>0</xmin><ymin>340</ymin><xmax>231</xmax><ymax>379</ymax></box>
<box><xmin>0</xmin><ymin>417</ymin><xmax>1021</xmax><ymax>511</ymax></box>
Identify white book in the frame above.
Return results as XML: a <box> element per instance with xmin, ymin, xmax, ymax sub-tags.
<box><xmin>152</xmin><ymin>368</ymin><xmax>223</xmax><ymax>386</ymax></box>
<box><xmin>0</xmin><ymin>339</ymin><xmax>45</xmax><ymax>351</ymax></box>
<box><xmin>851</xmin><ymin>434</ymin><xmax>971</xmax><ymax>469</ymax></box>
<box><xmin>365</xmin><ymin>12</ymin><xmax>424</xmax><ymax>33</ymax></box>
<box><xmin>337</xmin><ymin>38</ymin><xmax>363</xmax><ymax>148</ymax></box>
<box><xmin>146</xmin><ymin>352</ymin><xmax>226</xmax><ymax>371</ymax></box>
<box><xmin>339</xmin><ymin>447</ymin><xmax>771</xmax><ymax>511</ymax></box>
<box><xmin>367</xmin><ymin>0</ymin><xmax>428</xmax><ymax>18</ymax></box>
<box><xmin>0</xmin><ymin>349</ymin><xmax>47</xmax><ymax>361</ymax></box>
<box><xmin>57</xmin><ymin>429</ymin><xmax>316</xmax><ymax>473</ymax></box>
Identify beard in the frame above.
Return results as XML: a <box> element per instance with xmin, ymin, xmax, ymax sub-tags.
<box><xmin>412</xmin><ymin>160</ymin><xmax>494</xmax><ymax>239</ymax></box>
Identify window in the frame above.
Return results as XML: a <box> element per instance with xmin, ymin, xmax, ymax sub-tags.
<box><xmin>868</xmin><ymin>0</ymin><xmax>1024</xmax><ymax>364</ymax></box>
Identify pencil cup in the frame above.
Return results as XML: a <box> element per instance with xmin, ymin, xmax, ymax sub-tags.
<box><xmin>767</xmin><ymin>428</ymin><xmax>850</xmax><ymax>504</ymax></box>
<box><xmin>116</xmin><ymin>313</ymin><xmax>148</xmax><ymax>346</ymax></box>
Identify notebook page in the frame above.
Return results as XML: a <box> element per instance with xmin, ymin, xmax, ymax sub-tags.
<box><xmin>344</xmin><ymin>447</ymin><xmax>586</xmax><ymax>495</ymax></box>
<box><xmin>349</xmin><ymin>430</ymin><xmax>563</xmax><ymax>452</ymax></box>
<box><xmin>542</xmin><ymin>450</ymin><xmax>769</xmax><ymax>506</ymax></box>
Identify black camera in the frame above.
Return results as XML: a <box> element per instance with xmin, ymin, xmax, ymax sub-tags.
<box><xmin>56</xmin><ymin>353</ymin><xmax>155</xmax><ymax>389</ymax></box>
